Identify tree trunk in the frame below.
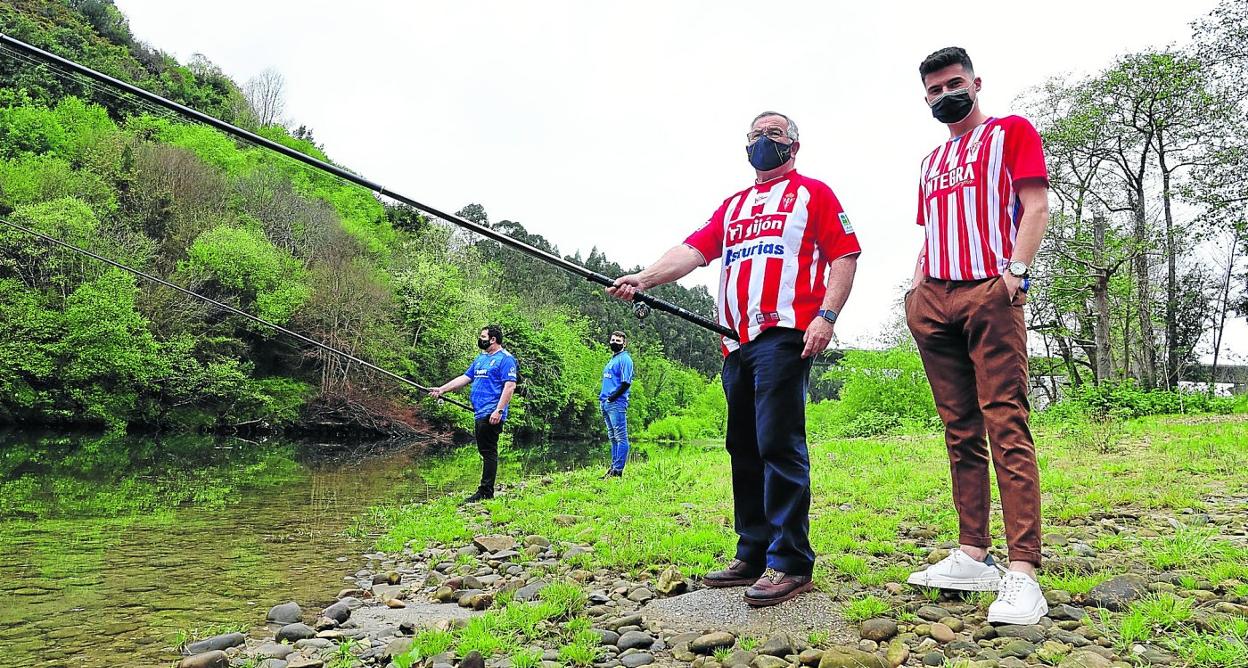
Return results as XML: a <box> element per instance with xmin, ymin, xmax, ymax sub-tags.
<box><xmin>1209</xmin><ymin>235</ymin><xmax>1238</xmax><ymax>391</ymax></box>
<box><xmin>1130</xmin><ymin>190</ymin><xmax>1156</xmax><ymax>388</ymax></box>
<box><xmin>1157</xmin><ymin>136</ymin><xmax>1180</xmax><ymax>390</ymax></box>
<box><xmin>1091</xmin><ymin>212</ymin><xmax>1114</xmax><ymax>383</ymax></box>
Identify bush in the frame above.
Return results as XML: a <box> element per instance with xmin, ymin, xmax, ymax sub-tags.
<box><xmin>1043</xmin><ymin>380</ymin><xmax>1238</xmax><ymax>421</ymax></box>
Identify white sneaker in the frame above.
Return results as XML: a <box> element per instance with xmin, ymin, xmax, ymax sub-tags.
<box><xmin>906</xmin><ymin>549</ymin><xmax>1003</xmax><ymax>591</ymax></box>
<box><xmin>987</xmin><ymin>571</ymin><xmax>1049</xmax><ymax>625</ymax></box>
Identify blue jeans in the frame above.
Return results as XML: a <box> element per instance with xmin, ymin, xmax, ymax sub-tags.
<box><xmin>601</xmin><ymin>400</ymin><xmax>630</xmax><ymax>471</ymax></box>
<box><xmin>721</xmin><ymin>327</ymin><xmax>816</xmax><ymax>576</ymax></box>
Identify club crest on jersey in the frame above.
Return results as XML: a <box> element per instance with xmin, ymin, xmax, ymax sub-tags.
<box><xmin>781</xmin><ymin>192</ymin><xmax>795</xmax><ymax>208</ymax></box>
<box><xmin>838</xmin><ymin>212</ymin><xmax>854</xmax><ymax>235</ymax></box>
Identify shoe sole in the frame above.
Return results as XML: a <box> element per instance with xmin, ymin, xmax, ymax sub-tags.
<box><xmin>702</xmin><ymin>576</ymin><xmax>761</xmax><ymax>589</ymax></box>
<box><xmin>988</xmin><ymin>600</ymin><xmax>1049</xmax><ymax>625</ymax></box>
<box><xmin>743</xmin><ymin>580</ymin><xmax>814</xmax><ymax>607</ymax></box>
<box><xmin>907</xmin><ymin>572</ymin><xmax>1001</xmax><ymax>591</ymax></box>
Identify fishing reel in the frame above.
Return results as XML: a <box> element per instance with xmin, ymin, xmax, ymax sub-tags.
<box><xmin>633</xmin><ymin>301</ymin><xmax>652</xmax><ymax>321</ymax></box>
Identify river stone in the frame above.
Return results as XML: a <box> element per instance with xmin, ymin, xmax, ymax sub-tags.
<box><xmin>691</xmin><ymin>632</ymin><xmax>736</xmax><ymax>653</ymax></box>
<box><xmin>996</xmin><ymin>625</ymin><xmax>1046</xmax><ymax>643</ymax></box>
<box><xmin>917</xmin><ymin>605</ymin><xmax>950</xmax><ymax>621</ymax></box>
<box><xmin>473</xmin><ymin>535</ymin><xmax>517</xmax><ymax>553</ymax></box>
<box><xmin>322</xmin><ymin>601</ymin><xmax>350</xmax><ymax>623</ymax></box>
<box><xmin>1001</xmin><ymin>640</ymin><xmax>1036</xmax><ymax>659</ymax></box>
<box><xmin>1048</xmin><ymin>603</ymin><xmax>1086</xmax><ymax>621</ymax></box>
<box><xmin>286</xmin><ymin>657</ymin><xmax>324</xmax><ymax>668</ymax></box>
<box><xmin>1086</xmin><ymin>574</ymin><xmax>1148</xmax><ymax>611</ymax></box>
<box><xmin>276</xmin><ymin>623</ymin><xmax>316</xmax><ymax>643</ymax></box>
<box><xmin>268</xmin><ymin>601</ymin><xmax>303</xmax><ymax>624</ymax></box>
<box><xmin>818</xmin><ymin>647</ymin><xmax>887</xmax><ymax>668</ymax></box>
<box><xmin>885</xmin><ymin>640</ymin><xmax>908</xmax><ymax>667</ymax></box>
<box><xmin>255</xmin><ymin>642</ymin><xmax>294</xmax><ymax>659</ymax></box>
<box><xmin>185</xmin><ymin>632</ymin><xmax>245</xmax><ymax>654</ymax></box>
<box><xmin>628</xmin><ymin>587</ymin><xmax>655</xmax><ymax>603</ymax></box>
<box><xmin>657</xmin><ymin>567</ymin><xmax>688</xmax><ymax>596</ymax></box>
<box><xmin>294</xmin><ymin>638</ymin><xmax>333</xmax><ymax>650</ymax></box>
<box><xmin>760</xmin><ymin>635</ymin><xmax>796</xmax><ymax>657</ymax></box>
<box><xmin>860</xmin><ymin>619</ymin><xmax>898</xmax><ymax>642</ymax></box>
<box><xmin>259</xmin><ymin>660</ymin><xmax>288</xmax><ymax>668</ymax></box>
<box><xmin>462</xmin><ymin>650</ymin><xmax>486</xmax><ymax>668</ymax></box>
<box><xmin>1057</xmin><ymin>649</ymin><xmax>1114</xmax><ymax>668</ymax></box>
<box><xmin>938</xmin><ymin>616</ymin><xmax>964</xmax><ymax>633</ymax></box>
<box><xmin>178</xmin><ymin>651</ymin><xmax>228</xmax><ymax>668</ymax></box>
<box><xmin>516</xmin><ymin>581</ymin><xmax>549</xmax><ymax>602</ymax></box>
<box><xmin>524</xmin><ymin>535</ymin><xmax>551</xmax><ymax>547</ymax></box>
<box><xmin>622</xmin><ymin>653</ymin><xmax>655</xmax><ymax>668</ymax></box>
<box><xmin>753</xmin><ymin>655</ymin><xmax>788</xmax><ymax>668</ymax></box>
<box><xmin>921</xmin><ymin>652</ymin><xmax>944</xmax><ymax>667</ymax></box>
<box><xmin>604</xmin><ymin>615</ymin><xmax>643</xmax><ymax>631</ymax></box>
<box><xmin>594</xmin><ymin>629</ymin><xmax>621</xmax><ymax>646</ymax></box>
<box><xmin>618</xmin><ymin>631</ymin><xmax>655</xmax><ymax>651</ymax></box>
<box><xmin>798</xmin><ymin>649</ymin><xmax>824</xmax><ymax>665</ymax></box>
<box><xmin>385</xmin><ymin>638</ymin><xmax>414</xmax><ymax>658</ymax></box>
<box><xmin>929</xmin><ymin>623</ymin><xmax>955</xmax><ymax>644</ymax></box>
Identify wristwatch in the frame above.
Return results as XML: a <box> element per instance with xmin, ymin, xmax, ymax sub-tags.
<box><xmin>817</xmin><ymin>308</ymin><xmax>838</xmax><ymax>324</ymax></box>
<box><xmin>1007</xmin><ymin>261</ymin><xmax>1029</xmax><ymax>277</ymax></box>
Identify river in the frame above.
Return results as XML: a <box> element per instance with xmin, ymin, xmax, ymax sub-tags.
<box><xmin>0</xmin><ymin>430</ymin><xmax>594</xmax><ymax>667</ymax></box>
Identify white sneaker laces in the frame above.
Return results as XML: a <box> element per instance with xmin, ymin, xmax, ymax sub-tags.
<box><xmin>998</xmin><ymin>574</ymin><xmax>1027</xmax><ymax>605</ymax></box>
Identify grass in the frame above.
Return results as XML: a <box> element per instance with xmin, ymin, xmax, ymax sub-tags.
<box><xmin>376</xmin><ymin>416</ymin><xmax>1246</xmax><ymax>593</ymax></box>
<box><xmin>1167</xmin><ymin>617</ymin><xmax>1248</xmax><ymax>668</ymax></box>
<box><xmin>371</xmin><ymin>414</ymin><xmax>1245</xmax><ymax>660</ymax></box>
<box><xmin>170</xmin><ymin>622</ymin><xmax>248</xmax><ymax>650</ymax></box>
<box><xmin>327</xmin><ymin>639</ymin><xmax>360</xmax><ymax>668</ymax></box>
<box><xmin>738</xmin><ymin>636</ymin><xmax>759</xmax><ymax>651</ymax></box>
<box><xmin>842</xmin><ymin>594</ymin><xmax>891</xmax><ymax>622</ymax></box>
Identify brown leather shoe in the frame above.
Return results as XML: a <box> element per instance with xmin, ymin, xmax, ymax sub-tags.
<box><xmin>743</xmin><ymin>570</ymin><xmax>813</xmax><ymax>607</ymax></box>
<box><xmin>703</xmin><ymin>559</ymin><xmax>764</xmax><ymax>588</ymax></box>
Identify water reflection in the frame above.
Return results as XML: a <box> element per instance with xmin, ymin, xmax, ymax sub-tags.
<box><xmin>0</xmin><ymin>431</ymin><xmax>597</xmax><ymax>667</ymax></box>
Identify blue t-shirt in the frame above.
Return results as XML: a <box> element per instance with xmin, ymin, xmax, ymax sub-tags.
<box><xmin>464</xmin><ymin>349</ymin><xmax>518</xmax><ymax>421</ymax></box>
<box><xmin>600</xmin><ymin>351</ymin><xmax>635</xmax><ymax>406</ymax></box>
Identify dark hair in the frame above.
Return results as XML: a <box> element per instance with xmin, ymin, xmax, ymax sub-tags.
<box><xmin>481</xmin><ymin>324</ymin><xmax>503</xmax><ymax>345</ymax></box>
<box><xmin>610</xmin><ymin>330</ymin><xmax>627</xmax><ymax>341</ymax></box>
<box><xmin>919</xmin><ymin>47</ymin><xmax>974</xmax><ymax>82</ymax></box>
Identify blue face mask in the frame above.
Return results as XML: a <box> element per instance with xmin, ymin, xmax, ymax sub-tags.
<box><xmin>747</xmin><ymin>135</ymin><xmax>793</xmax><ymax>171</ymax></box>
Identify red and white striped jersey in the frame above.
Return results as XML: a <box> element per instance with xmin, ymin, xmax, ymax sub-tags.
<box><xmin>916</xmin><ymin>115</ymin><xmax>1048</xmax><ymax>281</ymax></box>
<box><xmin>684</xmin><ymin>170</ymin><xmax>861</xmax><ymax>354</ymax></box>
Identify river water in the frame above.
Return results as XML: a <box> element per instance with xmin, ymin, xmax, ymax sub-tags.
<box><xmin>0</xmin><ymin>430</ymin><xmax>593</xmax><ymax>667</ymax></box>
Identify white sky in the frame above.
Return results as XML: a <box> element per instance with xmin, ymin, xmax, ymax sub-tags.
<box><xmin>116</xmin><ymin>0</ymin><xmax>1246</xmax><ymax>362</ymax></box>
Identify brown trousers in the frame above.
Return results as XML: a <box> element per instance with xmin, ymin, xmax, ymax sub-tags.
<box><xmin>905</xmin><ymin>276</ymin><xmax>1042</xmax><ymax>565</ymax></box>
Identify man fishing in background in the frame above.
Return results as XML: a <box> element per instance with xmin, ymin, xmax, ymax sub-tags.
<box><xmin>430</xmin><ymin>325</ymin><xmax>518</xmax><ymax>504</ymax></box>
<box><xmin>609</xmin><ymin>111</ymin><xmax>860</xmax><ymax>607</ymax></box>
<box><xmin>600</xmin><ymin>330</ymin><xmax>634</xmax><ymax>478</ymax></box>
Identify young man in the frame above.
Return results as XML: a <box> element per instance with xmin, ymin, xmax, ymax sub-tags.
<box><xmin>609</xmin><ymin>111</ymin><xmax>860</xmax><ymax>607</ymax></box>
<box><xmin>429</xmin><ymin>325</ymin><xmax>518</xmax><ymax>504</ymax></box>
<box><xmin>600</xmin><ymin>330</ymin><xmax>635</xmax><ymax>478</ymax></box>
<box><xmin>904</xmin><ymin>47</ymin><xmax>1050</xmax><ymax>625</ymax></box>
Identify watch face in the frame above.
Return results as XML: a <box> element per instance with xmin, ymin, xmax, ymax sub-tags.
<box><xmin>1010</xmin><ymin>262</ymin><xmax>1027</xmax><ymax>276</ymax></box>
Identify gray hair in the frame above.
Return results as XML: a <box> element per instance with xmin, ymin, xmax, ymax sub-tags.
<box><xmin>750</xmin><ymin>111</ymin><xmax>799</xmax><ymax>141</ymax></box>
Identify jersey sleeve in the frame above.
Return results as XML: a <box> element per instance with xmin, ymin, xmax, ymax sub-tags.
<box><xmin>501</xmin><ymin>355</ymin><xmax>518</xmax><ymax>383</ymax></box>
<box><xmin>620</xmin><ymin>356</ymin><xmax>634</xmax><ymax>383</ymax></box>
<box><xmin>1004</xmin><ymin>116</ymin><xmax>1048</xmax><ymax>184</ymax></box>
<box><xmin>682</xmin><ymin>199</ymin><xmax>729</xmax><ymax>265</ymax></box>
<box><xmin>811</xmin><ymin>184</ymin><xmax>862</xmax><ymax>261</ymax></box>
<box><xmin>463</xmin><ymin>358</ymin><xmax>476</xmax><ymax>380</ymax></box>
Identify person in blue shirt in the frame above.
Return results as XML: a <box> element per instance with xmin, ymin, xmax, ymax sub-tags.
<box><xmin>430</xmin><ymin>324</ymin><xmax>518</xmax><ymax>503</ymax></box>
<box><xmin>600</xmin><ymin>330</ymin><xmax>635</xmax><ymax>478</ymax></box>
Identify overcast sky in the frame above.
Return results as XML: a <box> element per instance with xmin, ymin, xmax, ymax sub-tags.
<box><xmin>116</xmin><ymin>0</ymin><xmax>1245</xmax><ymax>361</ymax></box>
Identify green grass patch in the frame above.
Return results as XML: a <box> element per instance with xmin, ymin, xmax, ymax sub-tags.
<box><xmin>843</xmin><ymin>594</ymin><xmax>891</xmax><ymax>622</ymax></box>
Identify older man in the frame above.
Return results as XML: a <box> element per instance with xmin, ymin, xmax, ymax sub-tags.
<box><xmin>610</xmin><ymin>112</ymin><xmax>860</xmax><ymax>606</ymax></box>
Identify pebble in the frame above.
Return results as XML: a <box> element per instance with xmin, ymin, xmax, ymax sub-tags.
<box><xmin>929</xmin><ymin>623</ymin><xmax>955</xmax><ymax>643</ymax></box>
<box><xmin>621</xmin><ymin>653</ymin><xmax>655</xmax><ymax>668</ymax></box>
<box><xmin>178</xmin><ymin>651</ymin><xmax>228</xmax><ymax>668</ymax></box>
<box><xmin>267</xmin><ymin>601</ymin><xmax>303</xmax><ymax>624</ymax></box>
<box><xmin>691</xmin><ymin>632</ymin><xmax>736</xmax><ymax>653</ymax></box>
<box><xmin>617</xmin><ymin>631</ymin><xmax>655</xmax><ymax>651</ymax></box>
<box><xmin>275</xmin><ymin>623</ymin><xmax>315</xmax><ymax>643</ymax></box>
<box><xmin>860</xmin><ymin>618</ymin><xmax>898</xmax><ymax>642</ymax></box>
<box><xmin>818</xmin><ymin>647</ymin><xmax>887</xmax><ymax>668</ymax></box>
<box><xmin>917</xmin><ymin>605</ymin><xmax>950</xmax><ymax>621</ymax></box>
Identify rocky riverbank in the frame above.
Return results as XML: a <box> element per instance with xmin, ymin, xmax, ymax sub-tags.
<box><xmin>176</xmin><ymin>480</ymin><xmax>1247</xmax><ymax>668</ymax></box>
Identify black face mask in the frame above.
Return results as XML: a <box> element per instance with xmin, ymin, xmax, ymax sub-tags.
<box><xmin>747</xmin><ymin>135</ymin><xmax>793</xmax><ymax>171</ymax></box>
<box><xmin>609</xmin><ymin>342</ymin><xmax>624</xmax><ymax>353</ymax></box>
<box><xmin>477</xmin><ymin>339</ymin><xmax>491</xmax><ymax>350</ymax></box>
<box><xmin>929</xmin><ymin>88</ymin><xmax>975</xmax><ymax>124</ymax></box>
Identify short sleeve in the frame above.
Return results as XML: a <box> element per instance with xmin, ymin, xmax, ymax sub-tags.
<box><xmin>501</xmin><ymin>356</ymin><xmax>518</xmax><ymax>383</ymax></box>
<box><xmin>463</xmin><ymin>359</ymin><xmax>476</xmax><ymax>380</ymax></box>
<box><xmin>682</xmin><ymin>199</ymin><xmax>729</xmax><ymax>264</ymax></box>
<box><xmin>620</xmin><ymin>357</ymin><xmax>634</xmax><ymax>383</ymax></box>
<box><xmin>811</xmin><ymin>184</ymin><xmax>862</xmax><ymax>261</ymax></box>
<box><xmin>1004</xmin><ymin>117</ymin><xmax>1048</xmax><ymax>184</ymax></box>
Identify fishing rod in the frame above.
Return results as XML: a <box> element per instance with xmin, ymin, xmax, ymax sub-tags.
<box><xmin>0</xmin><ymin>33</ymin><xmax>737</xmax><ymax>342</ymax></box>
<box><xmin>0</xmin><ymin>215</ymin><xmax>474</xmax><ymax>413</ymax></box>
